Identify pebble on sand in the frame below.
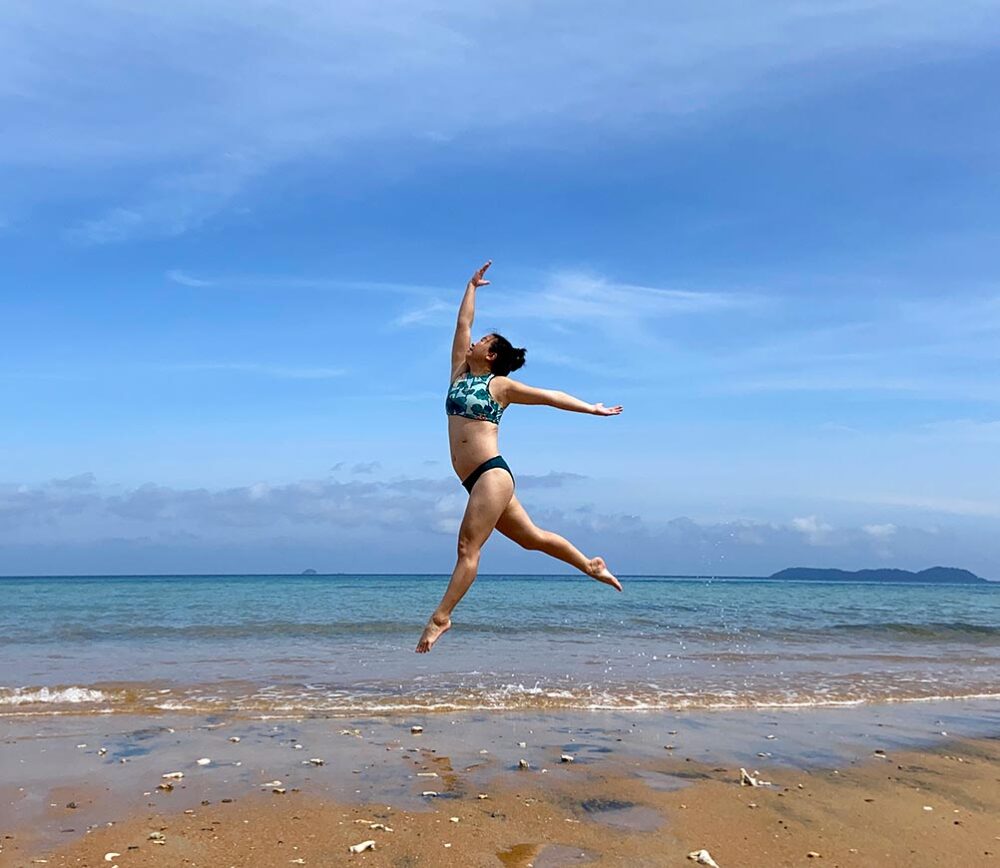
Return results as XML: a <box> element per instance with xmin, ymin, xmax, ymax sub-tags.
<box><xmin>518</xmin><ymin>759</ymin><xmax>530</xmax><ymax>769</ymax></box>
<box><xmin>410</xmin><ymin>725</ymin><xmax>424</xmax><ymax>734</ymax></box>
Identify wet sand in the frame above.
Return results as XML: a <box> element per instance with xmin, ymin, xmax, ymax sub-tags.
<box><xmin>2</xmin><ymin>703</ymin><xmax>1000</xmax><ymax>867</ymax></box>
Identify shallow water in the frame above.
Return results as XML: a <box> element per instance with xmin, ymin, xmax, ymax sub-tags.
<box><xmin>2</xmin><ymin>574</ymin><xmax>998</xmax><ymax>716</ymax></box>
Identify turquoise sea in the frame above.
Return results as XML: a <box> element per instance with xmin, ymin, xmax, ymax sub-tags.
<box><xmin>2</xmin><ymin>574</ymin><xmax>998</xmax><ymax>717</ymax></box>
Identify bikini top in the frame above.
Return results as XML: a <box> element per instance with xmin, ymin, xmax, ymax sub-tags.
<box><xmin>446</xmin><ymin>372</ymin><xmax>506</xmax><ymax>425</ymax></box>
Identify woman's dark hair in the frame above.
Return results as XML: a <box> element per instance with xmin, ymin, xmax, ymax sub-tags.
<box><xmin>488</xmin><ymin>333</ymin><xmax>527</xmax><ymax>376</ymax></box>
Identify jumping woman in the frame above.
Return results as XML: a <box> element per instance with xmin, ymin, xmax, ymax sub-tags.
<box><xmin>416</xmin><ymin>260</ymin><xmax>624</xmax><ymax>653</ymax></box>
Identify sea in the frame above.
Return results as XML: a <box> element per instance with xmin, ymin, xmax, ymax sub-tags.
<box><xmin>2</xmin><ymin>574</ymin><xmax>998</xmax><ymax>718</ymax></box>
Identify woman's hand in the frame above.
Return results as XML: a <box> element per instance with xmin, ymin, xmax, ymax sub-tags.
<box><xmin>592</xmin><ymin>403</ymin><xmax>623</xmax><ymax>416</ymax></box>
<box><xmin>468</xmin><ymin>260</ymin><xmax>492</xmax><ymax>288</ymax></box>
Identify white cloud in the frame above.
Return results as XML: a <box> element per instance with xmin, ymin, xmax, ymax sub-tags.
<box><xmin>791</xmin><ymin>514</ymin><xmax>834</xmax><ymax>544</ymax></box>
<box><xmin>863</xmin><ymin>523</ymin><xmax>897</xmax><ymax>540</ymax></box>
<box><xmin>167</xmin><ymin>269</ymin><xmax>215</xmax><ymax>287</ymax></box>
<box><xmin>853</xmin><ymin>494</ymin><xmax>1000</xmax><ymax>518</ymax></box>
<box><xmin>0</xmin><ymin>473</ymin><xmax>993</xmax><ymax>576</ymax></box>
<box><xmin>162</xmin><ymin>363</ymin><xmax>346</xmax><ymax>380</ymax></box>
<box><xmin>392</xmin><ymin>268</ymin><xmax>760</xmax><ymax>339</ymax></box>
<box><xmin>5</xmin><ymin>1</ymin><xmax>998</xmax><ymax>240</ymax></box>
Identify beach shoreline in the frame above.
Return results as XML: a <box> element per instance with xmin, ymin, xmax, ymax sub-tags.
<box><xmin>3</xmin><ymin>700</ymin><xmax>999</xmax><ymax>866</ymax></box>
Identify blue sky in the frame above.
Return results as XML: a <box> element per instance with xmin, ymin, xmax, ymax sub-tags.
<box><xmin>2</xmin><ymin>1</ymin><xmax>999</xmax><ymax>576</ymax></box>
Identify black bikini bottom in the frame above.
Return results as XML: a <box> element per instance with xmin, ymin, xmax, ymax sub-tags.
<box><xmin>462</xmin><ymin>455</ymin><xmax>515</xmax><ymax>494</ymax></box>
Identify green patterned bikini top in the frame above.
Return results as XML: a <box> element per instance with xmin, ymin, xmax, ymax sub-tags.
<box><xmin>446</xmin><ymin>373</ymin><xmax>506</xmax><ymax>424</ymax></box>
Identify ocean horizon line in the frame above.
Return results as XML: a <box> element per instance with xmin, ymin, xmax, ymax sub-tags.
<box><xmin>1</xmin><ymin>571</ymin><xmax>996</xmax><ymax>582</ymax></box>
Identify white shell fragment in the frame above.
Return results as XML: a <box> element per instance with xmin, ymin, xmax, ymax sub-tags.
<box><xmin>421</xmin><ymin>791</ymin><xmax>438</xmax><ymax>797</ymax></box>
<box><xmin>196</xmin><ymin>758</ymin><xmax>211</xmax><ymax>765</ymax></box>
<box><xmin>416</xmin><ymin>772</ymin><xmax>438</xmax><ymax>778</ymax></box>
<box><xmin>740</xmin><ymin>768</ymin><xmax>771</xmax><ymax>787</ymax></box>
<box><xmin>97</xmin><ymin>748</ymin><xmax>108</xmax><ymax>756</ymax></box>
<box><xmin>518</xmin><ymin>759</ymin><xmax>530</xmax><ymax>769</ymax></box>
<box><xmin>104</xmin><ymin>854</ymin><xmax>120</xmax><ymax>862</ymax></box>
<box><xmin>449</xmin><ymin>816</ymin><xmax>460</xmax><ymax>823</ymax></box>
<box><xmin>349</xmin><ymin>840</ymin><xmax>375</xmax><ymax>854</ymax></box>
<box><xmin>262</xmin><ymin>780</ymin><xmax>283</xmax><ymax>787</ymax></box>
<box><xmin>162</xmin><ymin>772</ymin><xmax>184</xmax><ymax>780</ymax></box>
<box><xmin>688</xmin><ymin>849</ymin><xmax>721</xmax><ymax>867</ymax></box>
<box><xmin>307</xmin><ymin>758</ymin><xmax>324</xmax><ymax>766</ymax></box>
<box><xmin>410</xmin><ymin>725</ymin><xmax>423</xmax><ymax>734</ymax></box>
<box><xmin>560</xmin><ymin>754</ymin><xmax>574</xmax><ymax>763</ymax></box>
<box><xmin>229</xmin><ymin>736</ymin><xmax>241</xmax><ymax>742</ymax></box>
<box><xmin>148</xmin><ymin>832</ymin><xmax>166</xmax><ymax>844</ymax></box>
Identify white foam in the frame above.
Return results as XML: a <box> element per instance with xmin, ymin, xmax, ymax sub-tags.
<box><xmin>0</xmin><ymin>686</ymin><xmax>108</xmax><ymax>705</ymax></box>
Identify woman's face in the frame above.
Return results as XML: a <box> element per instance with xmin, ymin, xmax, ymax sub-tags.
<box><xmin>467</xmin><ymin>334</ymin><xmax>496</xmax><ymax>367</ymax></box>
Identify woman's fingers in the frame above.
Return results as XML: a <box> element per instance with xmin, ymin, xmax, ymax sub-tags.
<box><xmin>469</xmin><ymin>260</ymin><xmax>492</xmax><ymax>287</ymax></box>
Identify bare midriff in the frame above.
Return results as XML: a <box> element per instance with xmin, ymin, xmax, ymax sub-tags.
<box><xmin>448</xmin><ymin>415</ymin><xmax>500</xmax><ymax>481</ymax></box>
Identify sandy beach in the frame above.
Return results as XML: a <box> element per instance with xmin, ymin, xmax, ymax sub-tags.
<box><xmin>3</xmin><ymin>703</ymin><xmax>999</xmax><ymax>867</ymax></box>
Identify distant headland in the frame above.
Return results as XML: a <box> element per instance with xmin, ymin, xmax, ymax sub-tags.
<box><xmin>768</xmin><ymin>566</ymin><xmax>988</xmax><ymax>584</ymax></box>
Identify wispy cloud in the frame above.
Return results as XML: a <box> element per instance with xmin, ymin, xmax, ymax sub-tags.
<box><xmin>501</xmin><ymin>271</ymin><xmax>761</xmax><ymax>323</ymax></box>
<box><xmin>392</xmin><ymin>268</ymin><xmax>761</xmax><ymax>336</ymax></box>
<box><xmin>163</xmin><ymin>363</ymin><xmax>346</xmax><ymax>380</ymax></box>
<box><xmin>850</xmin><ymin>494</ymin><xmax>1000</xmax><ymax>519</ymax></box>
<box><xmin>391</xmin><ymin>299</ymin><xmax>452</xmax><ymax>328</ymax></box>
<box><xmin>7</xmin><ymin>2</ymin><xmax>998</xmax><ymax>240</ymax></box>
<box><xmin>166</xmin><ymin>269</ymin><xmax>215</xmax><ymax>288</ymax></box>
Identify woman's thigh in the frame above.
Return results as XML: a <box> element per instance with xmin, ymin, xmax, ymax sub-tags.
<box><xmin>459</xmin><ymin>469</ymin><xmax>515</xmax><ymax>549</ymax></box>
<box><xmin>494</xmin><ymin>495</ymin><xmax>539</xmax><ymax>548</ymax></box>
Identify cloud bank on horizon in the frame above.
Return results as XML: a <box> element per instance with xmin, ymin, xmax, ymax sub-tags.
<box><xmin>1</xmin><ymin>1</ymin><xmax>998</xmax><ymax>574</ymax></box>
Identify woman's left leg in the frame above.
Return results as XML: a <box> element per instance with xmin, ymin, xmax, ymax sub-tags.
<box><xmin>495</xmin><ymin>495</ymin><xmax>622</xmax><ymax>591</ymax></box>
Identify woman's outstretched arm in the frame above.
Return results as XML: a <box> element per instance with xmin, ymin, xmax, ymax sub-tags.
<box><xmin>494</xmin><ymin>378</ymin><xmax>623</xmax><ymax>416</ymax></box>
<box><xmin>451</xmin><ymin>260</ymin><xmax>492</xmax><ymax>378</ymax></box>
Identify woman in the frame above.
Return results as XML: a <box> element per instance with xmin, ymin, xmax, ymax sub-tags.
<box><xmin>416</xmin><ymin>260</ymin><xmax>623</xmax><ymax>653</ymax></box>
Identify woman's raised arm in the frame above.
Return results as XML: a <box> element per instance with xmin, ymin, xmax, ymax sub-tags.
<box><xmin>450</xmin><ymin>260</ymin><xmax>491</xmax><ymax>378</ymax></box>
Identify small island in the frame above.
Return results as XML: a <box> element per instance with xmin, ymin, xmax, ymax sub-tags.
<box><xmin>768</xmin><ymin>566</ymin><xmax>989</xmax><ymax>584</ymax></box>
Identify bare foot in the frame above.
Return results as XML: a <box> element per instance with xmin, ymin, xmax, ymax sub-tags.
<box><xmin>587</xmin><ymin>557</ymin><xmax>622</xmax><ymax>592</ymax></box>
<box><xmin>415</xmin><ymin>614</ymin><xmax>452</xmax><ymax>653</ymax></box>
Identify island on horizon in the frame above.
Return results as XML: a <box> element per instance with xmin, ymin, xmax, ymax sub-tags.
<box><xmin>768</xmin><ymin>566</ymin><xmax>989</xmax><ymax>584</ymax></box>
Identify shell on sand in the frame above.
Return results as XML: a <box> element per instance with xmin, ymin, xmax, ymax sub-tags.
<box><xmin>349</xmin><ymin>840</ymin><xmax>376</xmax><ymax>853</ymax></box>
<box><xmin>688</xmin><ymin>849</ymin><xmax>721</xmax><ymax>868</ymax></box>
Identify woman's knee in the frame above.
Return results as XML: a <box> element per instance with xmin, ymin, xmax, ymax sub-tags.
<box><xmin>456</xmin><ymin>535</ymin><xmax>483</xmax><ymax>562</ymax></box>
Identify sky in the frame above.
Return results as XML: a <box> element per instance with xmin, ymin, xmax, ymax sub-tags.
<box><xmin>2</xmin><ymin>1</ymin><xmax>999</xmax><ymax>577</ymax></box>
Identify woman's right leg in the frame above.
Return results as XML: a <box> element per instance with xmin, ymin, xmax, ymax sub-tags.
<box><xmin>495</xmin><ymin>495</ymin><xmax>622</xmax><ymax>591</ymax></box>
<box><xmin>415</xmin><ymin>468</ymin><xmax>515</xmax><ymax>653</ymax></box>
